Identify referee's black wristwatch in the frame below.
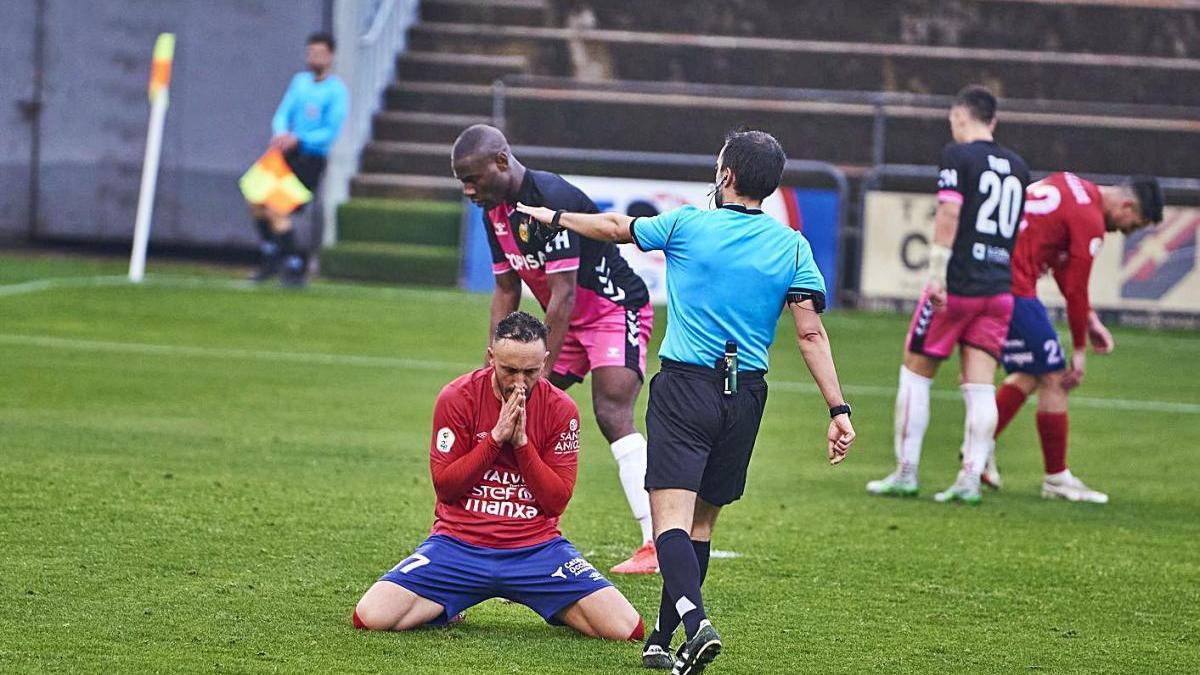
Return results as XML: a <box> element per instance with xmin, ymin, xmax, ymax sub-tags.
<box><xmin>829</xmin><ymin>403</ymin><xmax>852</xmax><ymax>419</ymax></box>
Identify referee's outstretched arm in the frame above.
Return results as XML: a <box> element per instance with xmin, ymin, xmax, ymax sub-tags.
<box><xmin>790</xmin><ymin>299</ymin><xmax>856</xmax><ymax>464</ymax></box>
<box><xmin>515</xmin><ymin>203</ymin><xmax>633</xmax><ymax>243</ymax></box>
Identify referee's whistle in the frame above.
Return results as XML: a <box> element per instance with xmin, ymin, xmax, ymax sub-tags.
<box><xmin>723</xmin><ymin>340</ymin><xmax>738</xmax><ymax>395</ymax></box>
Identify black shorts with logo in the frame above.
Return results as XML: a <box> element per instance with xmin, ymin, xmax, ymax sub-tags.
<box><xmin>283</xmin><ymin>148</ymin><xmax>327</xmax><ymax>214</ymax></box>
<box><xmin>644</xmin><ymin>359</ymin><xmax>769</xmax><ymax>506</ymax></box>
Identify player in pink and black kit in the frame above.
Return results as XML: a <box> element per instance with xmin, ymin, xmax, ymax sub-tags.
<box><xmin>451</xmin><ymin>125</ymin><xmax>658</xmax><ymax>574</ymax></box>
<box><xmin>353</xmin><ymin>312</ymin><xmax>644</xmax><ymax>640</ymax></box>
<box><xmin>868</xmin><ymin>85</ymin><xmax>1030</xmax><ymax>504</ymax></box>
<box><xmin>991</xmin><ymin>173</ymin><xmax>1163</xmax><ymax>503</ymax></box>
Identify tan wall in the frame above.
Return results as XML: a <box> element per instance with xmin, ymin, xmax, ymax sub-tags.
<box><xmin>861</xmin><ymin>191</ymin><xmax>1200</xmax><ymax>314</ymax></box>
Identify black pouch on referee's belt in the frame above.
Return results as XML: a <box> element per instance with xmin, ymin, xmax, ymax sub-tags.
<box><xmin>715</xmin><ymin>340</ymin><xmax>738</xmax><ymax>395</ymax></box>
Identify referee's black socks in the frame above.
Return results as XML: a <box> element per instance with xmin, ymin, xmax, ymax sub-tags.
<box><xmin>655</xmin><ymin>529</ymin><xmax>709</xmax><ymax>638</ymax></box>
<box><xmin>649</xmin><ymin>538</ymin><xmax>710</xmax><ymax>647</ymax></box>
<box><xmin>254</xmin><ymin>218</ymin><xmax>280</xmax><ymax>267</ymax></box>
<box><xmin>254</xmin><ymin>218</ymin><xmax>274</xmax><ymax>243</ymax></box>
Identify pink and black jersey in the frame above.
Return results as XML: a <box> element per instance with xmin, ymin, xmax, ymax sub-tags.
<box><xmin>936</xmin><ymin>140</ymin><xmax>1031</xmax><ymax>297</ymax></box>
<box><xmin>485</xmin><ymin>170</ymin><xmax>650</xmax><ymax>326</ymax></box>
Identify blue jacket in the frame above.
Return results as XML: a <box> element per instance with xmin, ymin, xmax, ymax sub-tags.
<box><xmin>271</xmin><ymin>71</ymin><xmax>349</xmax><ymax>156</ymax></box>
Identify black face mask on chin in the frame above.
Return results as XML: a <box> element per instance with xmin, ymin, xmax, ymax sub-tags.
<box><xmin>709</xmin><ymin>174</ymin><xmax>727</xmax><ymax>208</ymax></box>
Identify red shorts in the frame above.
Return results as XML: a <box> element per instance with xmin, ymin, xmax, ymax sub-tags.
<box><xmin>905</xmin><ymin>290</ymin><xmax>1013</xmax><ymax>360</ymax></box>
<box><xmin>553</xmin><ymin>303</ymin><xmax>654</xmax><ymax>382</ymax></box>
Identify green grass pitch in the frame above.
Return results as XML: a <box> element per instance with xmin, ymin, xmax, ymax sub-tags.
<box><xmin>1</xmin><ymin>253</ymin><xmax>1197</xmax><ymax>673</ymax></box>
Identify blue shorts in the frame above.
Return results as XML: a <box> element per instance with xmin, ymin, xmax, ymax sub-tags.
<box><xmin>1001</xmin><ymin>296</ymin><xmax>1066</xmax><ymax>375</ymax></box>
<box><xmin>379</xmin><ymin>534</ymin><xmax>612</xmax><ymax>626</ymax></box>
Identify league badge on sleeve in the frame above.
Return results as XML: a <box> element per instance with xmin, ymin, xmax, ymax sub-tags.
<box><xmin>435</xmin><ymin>427</ymin><xmax>455</xmax><ymax>453</ymax></box>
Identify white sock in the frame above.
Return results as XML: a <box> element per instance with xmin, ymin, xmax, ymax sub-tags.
<box><xmin>894</xmin><ymin>366</ymin><xmax>932</xmax><ymax>478</ymax></box>
<box><xmin>960</xmin><ymin>383</ymin><xmax>998</xmax><ymax>479</ymax></box>
<box><xmin>611</xmin><ymin>433</ymin><xmax>653</xmax><ymax>544</ymax></box>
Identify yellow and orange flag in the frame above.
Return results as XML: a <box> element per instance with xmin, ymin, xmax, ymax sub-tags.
<box><xmin>239</xmin><ymin>148</ymin><xmax>314</xmax><ymax>215</ymax></box>
<box><xmin>148</xmin><ymin>33</ymin><xmax>174</xmax><ymax>103</ymax></box>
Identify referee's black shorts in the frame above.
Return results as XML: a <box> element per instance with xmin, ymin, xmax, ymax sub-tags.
<box><xmin>283</xmin><ymin>148</ymin><xmax>327</xmax><ymax>214</ymax></box>
<box><xmin>644</xmin><ymin>359</ymin><xmax>768</xmax><ymax>506</ymax></box>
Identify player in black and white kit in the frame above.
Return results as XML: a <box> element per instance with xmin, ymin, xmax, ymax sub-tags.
<box><xmin>868</xmin><ymin>85</ymin><xmax>1031</xmax><ymax>504</ymax></box>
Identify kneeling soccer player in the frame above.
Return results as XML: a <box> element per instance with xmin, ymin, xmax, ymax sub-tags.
<box><xmin>353</xmin><ymin>311</ymin><xmax>644</xmax><ymax>641</ymax></box>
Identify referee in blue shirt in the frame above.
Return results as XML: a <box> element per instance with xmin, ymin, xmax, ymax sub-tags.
<box><xmin>247</xmin><ymin>32</ymin><xmax>348</xmax><ymax>287</ymax></box>
<box><xmin>517</xmin><ymin>130</ymin><xmax>855</xmax><ymax>673</ymax></box>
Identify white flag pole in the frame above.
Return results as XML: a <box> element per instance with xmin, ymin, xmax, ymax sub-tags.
<box><xmin>129</xmin><ymin>33</ymin><xmax>175</xmax><ymax>283</ymax></box>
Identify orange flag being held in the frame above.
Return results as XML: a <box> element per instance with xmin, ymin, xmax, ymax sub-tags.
<box><xmin>239</xmin><ymin>148</ymin><xmax>313</xmax><ymax>216</ymax></box>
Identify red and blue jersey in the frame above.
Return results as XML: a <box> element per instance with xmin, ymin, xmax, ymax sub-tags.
<box><xmin>485</xmin><ymin>170</ymin><xmax>650</xmax><ymax>326</ymax></box>
<box><xmin>1012</xmin><ymin>172</ymin><xmax>1107</xmax><ymax>349</ymax></box>
<box><xmin>428</xmin><ymin>369</ymin><xmax>581</xmax><ymax>549</ymax></box>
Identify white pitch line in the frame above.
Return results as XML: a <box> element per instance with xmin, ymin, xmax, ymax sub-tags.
<box><xmin>2</xmin><ymin>333</ymin><xmax>1197</xmax><ymax>414</ymax></box>
<box><xmin>0</xmin><ymin>334</ymin><xmax>476</xmax><ymax>373</ymax></box>
<box><xmin>0</xmin><ymin>273</ymin><xmax>478</xmax><ymax>304</ymax></box>
<box><xmin>0</xmin><ymin>275</ymin><xmax>131</xmax><ymax>297</ymax></box>
<box><xmin>769</xmin><ymin>380</ymin><xmax>1200</xmax><ymax>414</ymax></box>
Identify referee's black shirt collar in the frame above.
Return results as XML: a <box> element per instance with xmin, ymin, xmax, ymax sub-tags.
<box><xmin>719</xmin><ymin>203</ymin><xmax>764</xmax><ymax>215</ymax></box>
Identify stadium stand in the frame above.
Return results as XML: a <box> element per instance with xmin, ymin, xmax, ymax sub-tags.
<box><xmin>324</xmin><ymin>0</ymin><xmax>1200</xmax><ymax>286</ymax></box>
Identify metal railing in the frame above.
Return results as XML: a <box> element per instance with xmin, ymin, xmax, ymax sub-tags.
<box><xmin>489</xmin><ymin>74</ymin><xmax>1200</xmax><ymax>306</ymax></box>
<box><xmin>491</xmin><ymin>74</ymin><xmax>1200</xmax><ymax>172</ymax></box>
<box><xmin>322</xmin><ymin>0</ymin><xmax>419</xmax><ymax>245</ymax></box>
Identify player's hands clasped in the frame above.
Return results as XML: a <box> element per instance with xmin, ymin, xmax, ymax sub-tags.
<box><xmin>491</xmin><ymin>385</ymin><xmax>528</xmax><ymax>446</ymax></box>
<box><xmin>827</xmin><ymin>414</ymin><xmax>855</xmax><ymax>465</ymax></box>
<box><xmin>511</xmin><ymin>388</ymin><xmax>528</xmax><ymax>448</ymax></box>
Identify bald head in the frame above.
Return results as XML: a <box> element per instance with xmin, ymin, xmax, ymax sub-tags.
<box><xmin>452</xmin><ymin>124</ymin><xmax>509</xmax><ymax>163</ymax></box>
<box><xmin>451</xmin><ymin>124</ymin><xmax>523</xmax><ymax>208</ymax></box>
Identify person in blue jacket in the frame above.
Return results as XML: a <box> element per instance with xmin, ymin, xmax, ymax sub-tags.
<box><xmin>248</xmin><ymin>32</ymin><xmax>348</xmax><ymax>287</ymax></box>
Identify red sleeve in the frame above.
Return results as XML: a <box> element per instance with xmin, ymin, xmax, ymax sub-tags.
<box><xmin>1053</xmin><ymin>262</ymin><xmax>1092</xmax><ymax>350</ymax></box>
<box><xmin>1053</xmin><ymin>215</ymin><xmax>1104</xmax><ymax>350</ymax></box>
<box><xmin>510</xmin><ymin>398</ymin><xmax>580</xmax><ymax>517</ymax></box>
<box><xmin>429</xmin><ymin>388</ymin><xmax>501</xmax><ymax>504</ymax></box>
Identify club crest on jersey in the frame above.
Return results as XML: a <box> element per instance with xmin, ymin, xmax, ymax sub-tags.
<box><xmin>519</xmin><ymin>219</ymin><xmax>530</xmax><ymax>242</ymax></box>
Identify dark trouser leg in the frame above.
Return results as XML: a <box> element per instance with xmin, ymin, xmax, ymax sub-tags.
<box><xmin>251</xmin><ymin>217</ymin><xmax>280</xmax><ymax>281</ymax></box>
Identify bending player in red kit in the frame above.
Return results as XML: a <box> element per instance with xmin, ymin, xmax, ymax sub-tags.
<box><xmin>353</xmin><ymin>311</ymin><xmax>643</xmax><ymax>640</ymax></box>
<box><xmin>992</xmin><ymin>173</ymin><xmax>1163</xmax><ymax>503</ymax></box>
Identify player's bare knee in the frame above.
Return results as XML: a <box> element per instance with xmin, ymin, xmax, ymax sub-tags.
<box><xmin>590</xmin><ymin>597</ymin><xmax>641</xmax><ymax>640</ymax></box>
<box><xmin>354</xmin><ymin>583</ymin><xmax>424</xmax><ymax>631</ymax></box>
<box><xmin>1040</xmin><ymin>371</ymin><xmax>1067</xmax><ymax>391</ymax></box>
<box><xmin>1037</xmin><ymin>372</ymin><xmax>1070</xmax><ymax>409</ymax></box>
<box><xmin>599</xmin><ymin>613</ymin><xmax>641</xmax><ymax>641</ymax></box>
<box><xmin>592</xmin><ymin>400</ymin><xmax>633</xmax><ymax>441</ymax></box>
<box><xmin>903</xmin><ymin>351</ymin><xmax>939</xmax><ymax>378</ymax></box>
<box><xmin>352</xmin><ymin>598</ymin><xmax>396</xmax><ymax>631</ymax></box>
<box><xmin>1006</xmin><ymin>372</ymin><xmax>1038</xmax><ymax>395</ymax></box>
